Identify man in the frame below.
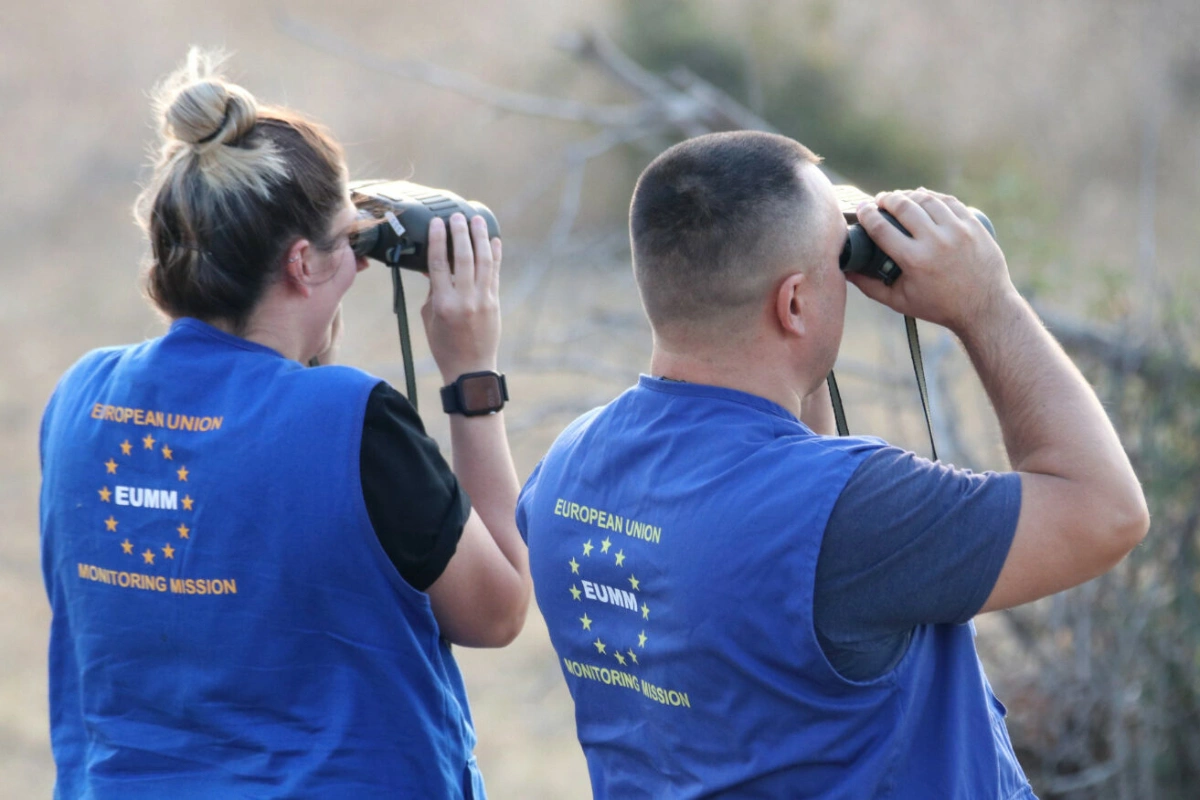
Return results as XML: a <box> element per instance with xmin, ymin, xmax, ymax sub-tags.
<box><xmin>516</xmin><ymin>131</ymin><xmax>1148</xmax><ymax>799</ymax></box>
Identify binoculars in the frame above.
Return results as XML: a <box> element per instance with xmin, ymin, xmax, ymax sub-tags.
<box><xmin>835</xmin><ymin>184</ymin><xmax>995</xmax><ymax>285</ymax></box>
<box><xmin>349</xmin><ymin>179</ymin><xmax>501</xmax><ymax>272</ymax></box>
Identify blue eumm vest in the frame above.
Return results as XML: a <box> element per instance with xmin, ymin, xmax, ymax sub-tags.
<box><xmin>518</xmin><ymin>376</ymin><xmax>1035</xmax><ymax>799</ymax></box>
<box><xmin>40</xmin><ymin>318</ymin><xmax>485</xmax><ymax>799</ymax></box>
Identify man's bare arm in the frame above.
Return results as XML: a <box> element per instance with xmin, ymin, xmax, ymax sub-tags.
<box><xmin>851</xmin><ymin>190</ymin><xmax>1149</xmax><ymax>613</ymax></box>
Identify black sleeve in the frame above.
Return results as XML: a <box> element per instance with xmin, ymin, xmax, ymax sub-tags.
<box><xmin>360</xmin><ymin>382</ymin><xmax>471</xmax><ymax>591</ymax></box>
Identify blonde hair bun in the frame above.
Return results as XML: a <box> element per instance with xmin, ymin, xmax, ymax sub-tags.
<box><xmin>156</xmin><ymin>48</ymin><xmax>258</xmax><ymax>150</ymax></box>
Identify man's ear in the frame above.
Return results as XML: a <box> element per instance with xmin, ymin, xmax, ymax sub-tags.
<box><xmin>282</xmin><ymin>238</ymin><xmax>314</xmax><ymax>298</ymax></box>
<box><xmin>775</xmin><ymin>272</ymin><xmax>807</xmax><ymax>338</ymax></box>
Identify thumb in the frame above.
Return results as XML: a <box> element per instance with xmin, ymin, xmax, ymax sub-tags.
<box><xmin>846</xmin><ymin>271</ymin><xmax>895</xmax><ymax>307</ymax></box>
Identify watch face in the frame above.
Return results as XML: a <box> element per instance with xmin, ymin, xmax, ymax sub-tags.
<box><xmin>460</xmin><ymin>374</ymin><xmax>503</xmax><ymax>411</ymax></box>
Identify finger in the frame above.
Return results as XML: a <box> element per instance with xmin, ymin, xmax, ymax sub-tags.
<box><xmin>857</xmin><ymin>199</ymin><xmax>919</xmax><ymax>259</ymax></box>
<box><xmin>878</xmin><ymin>191</ymin><xmax>935</xmax><ymax>236</ymax></box>
<box><xmin>469</xmin><ymin>215</ymin><xmax>493</xmax><ymax>290</ymax></box>
<box><xmin>846</xmin><ymin>270</ymin><xmax>896</xmax><ymax>307</ymax></box>
<box><xmin>426</xmin><ymin>217</ymin><xmax>453</xmax><ymax>294</ymax></box>
<box><xmin>448</xmin><ymin>213</ymin><xmax>475</xmax><ymax>290</ymax></box>
<box><xmin>490</xmin><ymin>237</ymin><xmax>502</xmax><ymax>293</ymax></box>
<box><xmin>921</xmin><ymin>189</ymin><xmax>974</xmax><ymax>222</ymax></box>
<box><xmin>900</xmin><ymin>190</ymin><xmax>957</xmax><ymax>228</ymax></box>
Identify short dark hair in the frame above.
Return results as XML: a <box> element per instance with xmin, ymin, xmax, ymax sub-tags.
<box><xmin>630</xmin><ymin>131</ymin><xmax>820</xmax><ymax>327</ymax></box>
<box><xmin>134</xmin><ymin>49</ymin><xmax>347</xmax><ymax>331</ymax></box>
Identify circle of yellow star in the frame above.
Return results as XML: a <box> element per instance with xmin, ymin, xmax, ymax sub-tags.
<box><xmin>614</xmin><ymin>651</ymin><xmax>626</xmax><ymax>666</ymax></box>
<box><xmin>582</xmin><ymin>539</ymin><xmax>594</xmax><ymax>556</ymax></box>
<box><xmin>162</xmin><ymin>543</ymin><xmax>175</xmax><ymax>559</ymax></box>
<box><xmin>176</xmin><ymin>465</ymin><xmax>189</xmax><ymax>482</ymax></box>
<box><xmin>142</xmin><ymin>549</ymin><xmax>155</xmax><ymax>565</ymax></box>
<box><xmin>177</xmin><ymin>523</ymin><xmax>190</xmax><ymax>539</ymax></box>
<box><xmin>628</xmin><ymin>574</ymin><xmax>640</xmax><ymax>591</ymax></box>
<box><xmin>104</xmin><ymin>458</ymin><xmax>118</xmax><ymax>474</ymax></box>
<box><xmin>593</xmin><ymin>638</ymin><xmax>606</xmax><ymax>654</ymax></box>
<box><xmin>638</xmin><ymin>631</ymin><xmax>648</xmax><ymax>648</ymax></box>
<box><xmin>569</xmin><ymin>584</ymin><xmax>582</xmax><ymax>601</ymax></box>
<box><xmin>142</xmin><ymin>433</ymin><xmax>156</xmax><ymax>450</ymax></box>
<box><xmin>98</xmin><ymin>486</ymin><xmax>112</xmax><ymax>502</ymax></box>
<box><xmin>641</xmin><ymin>603</ymin><xmax>650</xmax><ymax>620</ymax></box>
<box><xmin>161</xmin><ymin>444</ymin><xmax>173</xmax><ymax>460</ymax></box>
<box><xmin>104</xmin><ymin>516</ymin><xmax>118</xmax><ymax>532</ymax></box>
<box><xmin>600</xmin><ymin>537</ymin><xmax>612</xmax><ymax>554</ymax></box>
<box><xmin>615</xmin><ymin>550</ymin><xmax>626</xmax><ymax>566</ymax></box>
<box><xmin>121</xmin><ymin>539</ymin><xmax>133</xmax><ymax>554</ymax></box>
<box><xmin>569</xmin><ymin>557</ymin><xmax>580</xmax><ymax>574</ymax></box>
<box><xmin>120</xmin><ymin>440</ymin><xmax>133</xmax><ymax>456</ymax></box>
<box><xmin>181</xmin><ymin>495</ymin><xmax>194</xmax><ymax>511</ymax></box>
<box><xmin>580</xmin><ymin>613</ymin><xmax>592</xmax><ymax>631</ymax></box>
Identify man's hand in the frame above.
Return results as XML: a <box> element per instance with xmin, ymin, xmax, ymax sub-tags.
<box><xmin>846</xmin><ymin>191</ymin><xmax>1148</xmax><ymax>614</ymax></box>
<box><xmin>847</xmin><ymin>189</ymin><xmax>1014</xmax><ymax>336</ymax></box>
<box><xmin>420</xmin><ymin>213</ymin><xmax>503</xmax><ymax>383</ymax></box>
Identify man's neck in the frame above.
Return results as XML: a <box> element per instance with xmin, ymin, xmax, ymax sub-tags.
<box><xmin>649</xmin><ymin>344</ymin><xmax>813</xmax><ymax>419</ymax></box>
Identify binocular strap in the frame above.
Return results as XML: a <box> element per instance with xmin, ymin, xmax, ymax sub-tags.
<box><xmin>826</xmin><ymin>314</ymin><xmax>938</xmax><ymax>461</ymax></box>
<box><xmin>391</xmin><ymin>267</ymin><xmax>419</xmax><ymax>412</ymax></box>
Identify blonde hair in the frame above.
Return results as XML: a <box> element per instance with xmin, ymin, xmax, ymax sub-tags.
<box><xmin>134</xmin><ymin>48</ymin><xmax>348</xmax><ymax>329</ymax></box>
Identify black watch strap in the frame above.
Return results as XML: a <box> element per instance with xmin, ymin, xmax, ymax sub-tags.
<box><xmin>440</xmin><ymin>371</ymin><xmax>509</xmax><ymax>416</ymax></box>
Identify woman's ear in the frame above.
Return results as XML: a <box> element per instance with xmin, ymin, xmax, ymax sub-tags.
<box><xmin>283</xmin><ymin>239</ymin><xmax>313</xmax><ymax>298</ymax></box>
<box><xmin>775</xmin><ymin>272</ymin><xmax>807</xmax><ymax>338</ymax></box>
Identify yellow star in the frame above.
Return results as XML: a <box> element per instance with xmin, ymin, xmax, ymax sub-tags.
<box><xmin>641</xmin><ymin>603</ymin><xmax>650</xmax><ymax>620</ymax></box>
<box><xmin>120</xmin><ymin>440</ymin><xmax>133</xmax><ymax>456</ymax></box>
<box><xmin>600</xmin><ymin>537</ymin><xmax>612</xmax><ymax>554</ymax></box>
<box><xmin>569</xmin><ymin>584</ymin><xmax>582</xmax><ymax>601</ymax></box>
<box><xmin>142</xmin><ymin>548</ymin><xmax>155</xmax><ymax>565</ymax></box>
<box><xmin>614</xmin><ymin>651</ymin><xmax>626</xmax><ymax>666</ymax></box>
<box><xmin>582</xmin><ymin>539</ymin><xmax>594</xmax><ymax>556</ymax></box>
<box><xmin>580</xmin><ymin>613</ymin><xmax>592</xmax><ymax>631</ymax></box>
<box><xmin>628</xmin><ymin>574</ymin><xmax>640</xmax><ymax>591</ymax></box>
<box><xmin>120</xmin><ymin>539</ymin><xmax>133</xmax><ymax>554</ymax></box>
<box><xmin>142</xmin><ymin>433</ymin><xmax>156</xmax><ymax>450</ymax></box>
<box><xmin>615</xmin><ymin>550</ymin><xmax>626</xmax><ymax>566</ymax></box>
<box><xmin>569</xmin><ymin>557</ymin><xmax>580</xmax><ymax>574</ymax></box>
<box><xmin>162</xmin><ymin>543</ymin><xmax>175</xmax><ymax>559</ymax></box>
<box><xmin>177</xmin><ymin>523</ymin><xmax>190</xmax><ymax>539</ymax></box>
<box><xmin>161</xmin><ymin>444</ymin><xmax>173</xmax><ymax>460</ymax></box>
<box><xmin>98</xmin><ymin>486</ymin><xmax>112</xmax><ymax>502</ymax></box>
<box><xmin>628</xmin><ymin>649</ymin><xmax>638</xmax><ymax>664</ymax></box>
<box><xmin>176</xmin><ymin>465</ymin><xmax>189</xmax><ymax>482</ymax></box>
<box><xmin>104</xmin><ymin>516</ymin><xmax>118</xmax><ymax>532</ymax></box>
<box><xmin>593</xmin><ymin>638</ymin><xmax>606</xmax><ymax>654</ymax></box>
<box><xmin>104</xmin><ymin>458</ymin><xmax>118</xmax><ymax>474</ymax></box>
<box><xmin>181</xmin><ymin>495</ymin><xmax>194</xmax><ymax>511</ymax></box>
<box><xmin>638</xmin><ymin>631</ymin><xmax>647</xmax><ymax>648</ymax></box>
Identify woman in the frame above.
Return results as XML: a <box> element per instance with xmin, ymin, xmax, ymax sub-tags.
<box><xmin>38</xmin><ymin>49</ymin><xmax>529</xmax><ymax>798</ymax></box>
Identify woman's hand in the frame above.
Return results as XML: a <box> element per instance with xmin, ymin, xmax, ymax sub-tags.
<box><xmin>420</xmin><ymin>213</ymin><xmax>503</xmax><ymax>383</ymax></box>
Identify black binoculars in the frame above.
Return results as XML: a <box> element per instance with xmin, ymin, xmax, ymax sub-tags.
<box><xmin>835</xmin><ymin>184</ymin><xmax>995</xmax><ymax>285</ymax></box>
<box><xmin>349</xmin><ymin>180</ymin><xmax>501</xmax><ymax>272</ymax></box>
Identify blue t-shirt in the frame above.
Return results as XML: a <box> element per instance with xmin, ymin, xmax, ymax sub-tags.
<box><xmin>818</xmin><ymin>447</ymin><xmax>1020</xmax><ymax>680</ymax></box>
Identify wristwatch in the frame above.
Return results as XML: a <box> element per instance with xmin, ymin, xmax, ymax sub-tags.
<box><xmin>440</xmin><ymin>371</ymin><xmax>509</xmax><ymax>416</ymax></box>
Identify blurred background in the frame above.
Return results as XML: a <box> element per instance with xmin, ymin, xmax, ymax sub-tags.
<box><xmin>3</xmin><ymin>1</ymin><xmax>1198</xmax><ymax>797</ymax></box>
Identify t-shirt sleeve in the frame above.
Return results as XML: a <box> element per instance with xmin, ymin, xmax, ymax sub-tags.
<box><xmin>813</xmin><ymin>446</ymin><xmax>1021</xmax><ymax>680</ymax></box>
<box><xmin>360</xmin><ymin>382</ymin><xmax>471</xmax><ymax>591</ymax></box>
